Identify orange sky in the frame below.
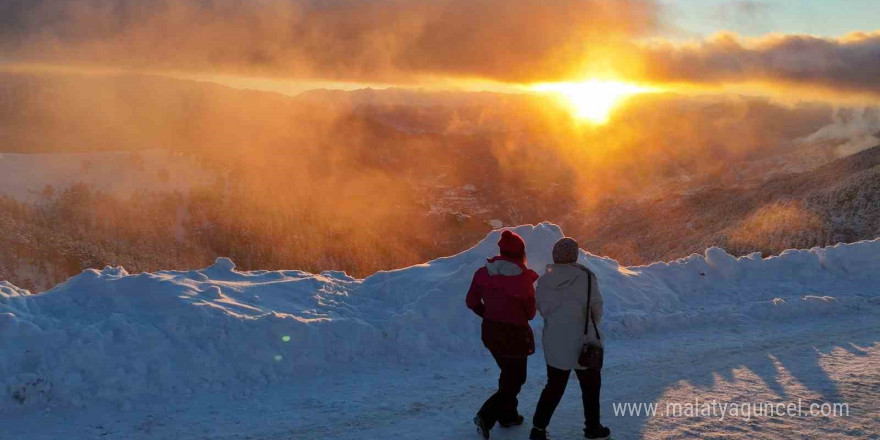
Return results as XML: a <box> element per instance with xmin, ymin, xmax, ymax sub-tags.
<box><xmin>1</xmin><ymin>0</ymin><xmax>878</xmax><ymax>102</ymax></box>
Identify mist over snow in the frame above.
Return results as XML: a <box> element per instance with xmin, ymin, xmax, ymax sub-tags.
<box><xmin>0</xmin><ymin>149</ymin><xmax>216</xmax><ymax>203</ymax></box>
<box><xmin>2</xmin><ymin>223</ymin><xmax>878</xmax><ymax>413</ymax></box>
<box><xmin>804</xmin><ymin>107</ymin><xmax>880</xmax><ymax>156</ymax></box>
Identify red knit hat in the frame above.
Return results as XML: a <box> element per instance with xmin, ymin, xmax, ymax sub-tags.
<box><xmin>497</xmin><ymin>230</ymin><xmax>526</xmax><ymax>260</ymax></box>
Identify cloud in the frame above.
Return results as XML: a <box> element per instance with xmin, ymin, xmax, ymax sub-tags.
<box><xmin>1</xmin><ymin>0</ymin><xmax>877</xmax><ymax>97</ymax></box>
<box><xmin>0</xmin><ymin>0</ymin><xmax>658</xmax><ymax>83</ymax></box>
<box><xmin>633</xmin><ymin>31</ymin><xmax>880</xmax><ymax>96</ymax></box>
<box><xmin>804</xmin><ymin>107</ymin><xmax>880</xmax><ymax>155</ymax></box>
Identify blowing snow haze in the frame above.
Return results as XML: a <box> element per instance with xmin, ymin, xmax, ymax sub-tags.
<box><xmin>1</xmin><ymin>71</ymin><xmax>879</xmax><ymax>291</ymax></box>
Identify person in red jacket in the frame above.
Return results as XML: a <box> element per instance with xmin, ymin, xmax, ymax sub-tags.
<box><xmin>466</xmin><ymin>230</ymin><xmax>539</xmax><ymax>439</ymax></box>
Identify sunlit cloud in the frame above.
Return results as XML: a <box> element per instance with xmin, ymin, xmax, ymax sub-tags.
<box><xmin>0</xmin><ymin>0</ymin><xmax>658</xmax><ymax>83</ymax></box>
<box><xmin>531</xmin><ymin>80</ymin><xmax>660</xmax><ymax>123</ymax></box>
<box><xmin>0</xmin><ymin>0</ymin><xmax>877</xmax><ymax>100</ymax></box>
<box><xmin>629</xmin><ymin>31</ymin><xmax>880</xmax><ymax>97</ymax></box>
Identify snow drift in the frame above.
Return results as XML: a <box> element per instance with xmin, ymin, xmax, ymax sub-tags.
<box><xmin>2</xmin><ymin>223</ymin><xmax>879</xmax><ymax>411</ymax></box>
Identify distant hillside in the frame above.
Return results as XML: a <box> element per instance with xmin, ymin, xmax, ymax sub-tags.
<box><xmin>0</xmin><ymin>71</ymin><xmax>316</xmax><ymax>154</ymax></box>
<box><xmin>0</xmin><ymin>150</ymin><xmax>217</xmax><ymax>203</ymax></box>
<box><xmin>575</xmin><ymin>145</ymin><xmax>880</xmax><ymax>264</ymax></box>
<box><xmin>2</xmin><ymin>71</ymin><xmax>878</xmax><ymax>290</ymax></box>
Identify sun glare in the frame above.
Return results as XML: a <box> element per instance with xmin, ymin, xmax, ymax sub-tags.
<box><xmin>532</xmin><ymin>80</ymin><xmax>657</xmax><ymax>124</ymax></box>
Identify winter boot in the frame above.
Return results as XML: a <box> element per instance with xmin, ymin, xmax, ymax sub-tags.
<box><xmin>529</xmin><ymin>427</ymin><xmax>550</xmax><ymax>440</ymax></box>
<box><xmin>498</xmin><ymin>414</ymin><xmax>524</xmax><ymax>427</ymax></box>
<box><xmin>474</xmin><ymin>414</ymin><xmax>491</xmax><ymax>439</ymax></box>
<box><xmin>584</xmin><ymin>424</ymin><xmax>611</xmax><ymax>440</ymax></box>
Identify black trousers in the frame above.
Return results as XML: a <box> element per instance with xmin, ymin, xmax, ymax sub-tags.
<box><xmin>477</xmin><ymin>354</ymin><xmax>528</xmax><ymax>427</ymax></box>
<box><xmin>532</xmin><ymin>364</ymin><xmax>601</xmax><ymax>430</ymax></box>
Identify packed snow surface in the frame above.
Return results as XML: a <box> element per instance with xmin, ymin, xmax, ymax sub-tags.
<box><xmin>1</xmin><ymin>223</ymin><xmax>878</xmax><ymax>439</ymax></box>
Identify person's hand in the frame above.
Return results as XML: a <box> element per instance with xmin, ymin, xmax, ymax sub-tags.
<box><xmin>473</xmin><ymin>302</ymin><xmax>485</xmax><ymax>318</ymax></box>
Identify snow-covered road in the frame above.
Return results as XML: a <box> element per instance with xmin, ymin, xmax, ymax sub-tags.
<box><xmin>4</xmin><ymin>311</ymin><xmax>876</xmax><ymax>439</ymax></box>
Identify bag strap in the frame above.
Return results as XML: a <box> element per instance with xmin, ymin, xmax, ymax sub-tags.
<box><xmin>583</xmin><ymin>271</ymin><xmax>601</xmax><ymax>340</ymax></box>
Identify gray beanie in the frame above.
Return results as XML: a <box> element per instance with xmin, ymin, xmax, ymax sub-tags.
<box><xmin>552</xmin><ymin>237</ymin><xmax>579</xmax><ymax>264</ymax></box>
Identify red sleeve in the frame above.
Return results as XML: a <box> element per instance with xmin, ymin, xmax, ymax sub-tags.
<box><xmin>522</xmin><ymin>270</ymin><xmax>538</xmax><ymax>320</ymax></box>
<box><xmin>465</xmin><ymin>268</ymin><xmax>486</xmax><ymax>318</ymax></box>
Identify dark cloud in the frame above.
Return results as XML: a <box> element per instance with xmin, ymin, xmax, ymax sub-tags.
<box><xmin>633</xmin><ymin>31</ymin><xmax>880</xmax><ymax>95</ymax></box>
<box><xmin>1</xmin><ymin>0</ymin><xmax>877</xmax><ymax>96</ymax></box>
<box><xmin>0</xmin><ymin>0</ymin><xmax>658</xmax><ymax>82</ymax></box>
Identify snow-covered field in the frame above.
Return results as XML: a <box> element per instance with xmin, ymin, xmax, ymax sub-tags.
<box><xmin>1</xmin><ymin>223</ymin><xmax>878</xmax><ymax>439</ymax></box>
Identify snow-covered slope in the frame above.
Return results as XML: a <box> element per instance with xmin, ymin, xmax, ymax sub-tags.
<box><xmin>2</xmin><ymin>223</ymin><xmax>878</xmax><ymax>414</ymax></box>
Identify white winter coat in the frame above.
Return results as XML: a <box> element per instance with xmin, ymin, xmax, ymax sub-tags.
<box><xmin>536</xmin><ymin>263</ymin><xmax>603</xmax><ymax>370</ymax></box>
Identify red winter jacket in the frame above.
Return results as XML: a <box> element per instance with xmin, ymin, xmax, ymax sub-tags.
<box><xmin>466</xmin><ymin>256</ymin><xmax>539</xmax><ymax>357</ymax></box>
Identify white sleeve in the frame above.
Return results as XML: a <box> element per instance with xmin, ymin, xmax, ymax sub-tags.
<box><xmin>537</xmin><ymin>283</ymin><xmax>560</xmax><ymax>317</ymax></box>
<box><xmin>589</xmin><ymin>274</ymin><xmax>603</xmax><ymax>325</ymax></box>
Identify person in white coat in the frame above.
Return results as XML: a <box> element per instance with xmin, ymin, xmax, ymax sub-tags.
<box><xmin>529</xmin><ymin>237</ymin><xmax>610</xmax><ymax>440</ymax></box>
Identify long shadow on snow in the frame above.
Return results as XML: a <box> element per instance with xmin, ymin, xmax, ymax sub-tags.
<box><xmin>450</xmin><ymin>314</ymin><xmax>877</xmax><ymax>440</ymax></box>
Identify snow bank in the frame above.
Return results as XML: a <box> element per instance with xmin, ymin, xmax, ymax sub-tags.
<box><xmin>2</xmin><ymin>223</ymin><xmax>878</xmax><ymax>411</ymax></box>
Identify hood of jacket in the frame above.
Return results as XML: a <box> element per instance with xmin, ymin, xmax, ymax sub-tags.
<box><xmin>540</xmin><ymin>263</ymin><xmax>590</xmax><ymax>289</ymax></box>
<box><xmin>486</xmin><ymin>258</ymin><xmax>524</xmax><ymax>276</ymax></box>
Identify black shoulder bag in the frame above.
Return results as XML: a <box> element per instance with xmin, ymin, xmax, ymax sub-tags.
<box><xmin>577</xmin><ymin>271</ymin><xmax>604</xmax><ymax>369</ymax></box>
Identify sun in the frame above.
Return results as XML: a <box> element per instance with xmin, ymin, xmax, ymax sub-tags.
<box><xmin>532</xmin><ymin>80</ymin><xmax>657</xmax><ymax>124</ymax></box>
